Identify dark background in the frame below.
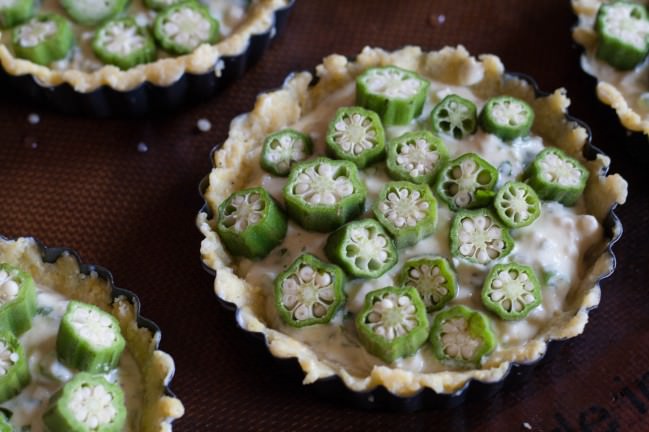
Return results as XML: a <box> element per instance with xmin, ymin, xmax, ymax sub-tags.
<box><xmin>2</xmin><ymin>1</ymin><xmax>649</xmax><ymax>430</ymax></box>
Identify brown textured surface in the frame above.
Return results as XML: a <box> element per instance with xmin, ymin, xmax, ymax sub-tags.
<box><xmin>1</xmin><ymin>0</ymin><xmax>648</xmax><ymax>430</ymax></box>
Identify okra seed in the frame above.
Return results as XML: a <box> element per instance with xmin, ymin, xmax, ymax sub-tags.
<box><xmin>162</xmin><ymin>8</ymin><xmax>212</xmax><ymax>49</ymax></box>
<box><xmin>379</xmin><ymin>186</ymin><xmax>430</xmax><ymax>228</ymax></box>
<box><xmin>364</xmin><ymin>69</ymin><xmax>423</xmax><ymax>99</ymax></box>
<box><xmin>0</xmin><ymin>342</ymin><xmax>18</xmax><ymax>376</ymax></box>
<box><xmin>98</xmin><ymin>22</ymin><xmax>146</xmax><ymax>55</ymax></box>
<box><xmin>0</xmin><ymin>271</ymin><xmax>20</xmax><ymax>304</ymax></box>
<box><xmin>280</xmin><ymin>265</ymin><xmax>337</xmax><ymax>322</ymax></box>
<box><xmin>440</xmin><ymin>318</ymin><xmax>480</xmax><ymax>360</ymax></box>
<box><xmin>457</xmin><ymin>215</ymin><xmax>508</xmax><ymax>264</ymax></box>
<box><xmin>293</xmin><ymin>164</ymin><xmax>354</xmax><ymax>205</ymax></box>
<box><xmin>69</xmin><ymin>308</ymin><xmax>119</xmax><ymax>348</ymax></box>
<box><xmin>17</xmin><ymin>19</ymin><xmax>57</xmax><ymax>47</ymax></box>
<box><xmin>331</xmin><ymin>114</ymin><xmax>378</xmax><ymax>155</ymax></box>
<box><xmin>490</xmin><ymin>100</ymin><xmax>528</xmax><ymax>127</ymax></box>
<box><xmin>395</xmin><ymin>139</ymin><xmax>440</xmax><ymax>178</ymax></box>
<box><xmin>603</xmin><ymin>3</ymin><xmax>649</xmax><ymax>48</ymax></box>
<box><xmin>365</xmin><ymin>293</ymin><xmax>418</xmax><ymax>341</ymax></box>
<box><xmin>538</xmin><ymin>153</ymin><xmax>583</xmax><ymax>186</ymax></box>
<box><xmin>70</xmin><ymin>384</ymin><xmax>118</xmax><ymax>428</ymax></box>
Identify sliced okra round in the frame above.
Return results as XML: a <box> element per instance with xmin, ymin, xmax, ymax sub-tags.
<box><xmin>595</xmin><ymin>1</ymin><xmax>649</xmax><ymax>70</ymax></box>
<box><xmin>283</xmin><ymin>157</ymin><xmax>366</xmax><ymax>232</ymax></box>
<box><xmin>434</xmin><ymin>153</ymin><xmax>498</xmax><ymax>211</ymax></box>
<box><xmin>372</xmin><ymin>181</ymin><xmax>438</xmax><ymax>248</ymax></box>
<box><xmin>397</xmin><ymin>257</ymin><xmax>457</xmax><ymax>312</ymax></box>
<box><xmin>527</xmin><ymin>147</ymin><xmax>589</xmax><ymax>206</ymax></box>
<box><xmin>479</xmin><ymin>96</ymin><xmax>534</xmax><ymax>141</ymax></box>
<box><xmin>355</xmin><ymin>286</ymin><xmax>429</xmax><ymax>363</ymax></box>
<box><xmin>493</xmin><ymin>181</ymin><xmax>541</xmax><ymax>228</ymax></box>
<box><xmin>385</xmin><ymin>130</ymin><xmax>448</xmax><ymax>184</ymax></box>
<box><xmin>356</xmin><ymin>66</ymin><xmax>430</xmax><ymax>125</ymax></box>
<box><xmin>60</xmin><ymin>0</ymin><xmax>127</xmax><ymax>26</ymax></box>
<box><xmin>12</xmin><ymin>14</ymin><xmax>73</xmax><ymax>66</ymax></box>
<box><xmin>325</xmin><ymin>219</ymin><xmax>397</xmax><ymax>279</ymax></box>
<box><xmin>482</xmin><ymin>263</ymin><xmax>541</xmax><ymax>321</ymax></box>
<box><xmin>154</xmin><ymin>2</ymin><xmax>219</xmax><ymax>55</ymax></box>
<box><xmin>0</xmin><ymin>331</ymin><xmax>30</xmax><ymax>403</ymax></box>
<box><xmin>274</xmin><ymin>254</ymin><xmax>345</xmax><ymax>328</ymax></box>
<box><xmin>450</xmin><ymin>208</ymin><xmax>514</xmax><ymax>265</ymax></box>
<box><xmin>0</xmin><ymin>0</ymin><xmax>34</xmax><ymax>29</ymax></box>
<box><xmin>216</xmin><ymin>187</ymin><xmax>287</xmax><ymax>259</ymax></box>
<box><xmin>56</xmin><ymin>301</ymin><xmax>126</xmax><ymax>374</ymax></box>
<box><xmin>92</xmin><ymin>18</ymin><xmax>156</xmax><ymax>70</ymax></box>
<box><xmin>43</xmin><ymin>372</ymin><xmax>126</xmax><ymax>432</ymax></box>
<box><xmin>261</xmin><ymin>128</ymin><xmax>313</xmax><ymax>176</ymax></box>
<box><xmin>429</xmin><ymin>305</ymin><xmax>496</xmax><ymax>368</ymax></box>
<box><xmin>325</xmin><ymin>107</ymin><xmax>385</xmax><ymax>169</ymax></box>
<box><xmin>430</xmin><ymin>94</ymin><xmax>478</xmax><ymax>139</ymax></box>
<box><xmin>0</xmin><ymin>263</ymin><xmax>36</xmax><ymax>336</ymax></box>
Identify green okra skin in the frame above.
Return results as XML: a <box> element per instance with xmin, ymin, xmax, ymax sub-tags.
<box><xmin>482</xmin><ymin>263</ymin><xmax>542</xmax><ymax>321</ymax></box>
<box><xmin>434</xmin><ymin>152</ymin><xmax>498</xmax><ymax>211</ymax></box>
<box><xmin>493</xmin><ymin>181</ymin><xmax>541</xmax><ymax>228</ymax></box>
<box><xmin>479</xmin><ymin>96</ymin><xmax>534</xmax><ymax>141</ymax></box>
<box><xmin>0</xmin><ymin>0</ymin><xmax>34</xmax><ymax>29</ymax></box>
<box><xmin>154</xmin><ymin>2</ymin><xmax>220</xmax><ymax>55</ymax></box>
<box><xmin>385</xmin><ymin>130</ymin><xmax>448</xmax><ymax>184</ymax></box>
<box><xmin>429</xmin><ymin>305</ymin><xmax>496</xmax><ymax>368</ymax></box>
<box><xmin>372</xmin><ymin>181</ymin><xmax>438</xmax><ymax>248</ymax></box>
<box><xmin>356</xmin><ymin>66</ymin><xmax>430</xmax><ymax>125</ymax></box>
<box><xmin>325</xmin><ymin>106</ymin><xmax>385</xmax><ymax>169</ymax></box>
<box><xmin>12</xmin><ymin>14</ymin><xmax>74</xmax><ymax>66</ymax></box>
<box><xmin>526</xmin><ymin>147</ymin><xmax>589</xmax><ymax>206</ymax></box>
<box><xmin>595</xmin><ymin>1</ymin><xmax>649</xmax><ymax>70</ymax></box>
<box><xmin>324</xmin><ymin>219</ymin><xmax>398</xmax><ymax>279</ymax></box>
<box><xmin>355</xmin><ymin>286</ymin><xmax>429</xmax><ymax>363</ymax></box>
<box><xmin>60</xmin><ymin>0</ymin><xmax>127</xmax><ymax>26</ymax></box>
<box><xmin>0</xmin><ymin>331</ymin><xmax>30</xmax><ymax>403</ymax></box>
<box><xmin>0</xmin><ymin>411</ymin><xmax>11</xmax><ymax>432</ymax></box>
<box><xmin>0</xmin><ymin>263</ymin><xmax>36</xmax><ymax>336</ymax></box>
<box><xmin>92</xmin><ymin>18</ymin><xmax>156</xmax><ymax>70</ymax></box>
<box><xmin>261</xmin><ymin>128</ymin><xmax>313</xmax><ymax>176</ymax></box>
<box><xmin>430</xmin><ymin>94</ymin><xmax>478</xmax><ymax>139</ymax></box>
<box><xmin>274</xmin><ymin>254</ymin><xmax>345</xmax><ymax>328</ymax></box>
<box><xmin>216</xmin><ymin>187</ymin><xmax>288</xmax><ymax>259</ymax></box>
<box><xmin>450</xmin><ymin>208</ymin><xmax>514</xmax><ymax>265</ymax></box>
<box><xmin>283</xmin><ymin>157</ymin><xmax>366</xmax><ymax>232</ymax></box>
<box><xmin>56</xmin><ymin>301</ymin><xmax>126</xmax><ymax>374</ymax></box>
<box><xmin>144</xmin><ymin>0</ymin><xmax>193</xmax><ymax>11</ymax></box>
<box><xmin>396</xmin><ymin>257</ymin><xmax>457</xmax><ymax>312</ymax></box>
<box><xmin>43</xmin><ymin>372</ymin><xmax>126</xmax><ymax>432</ymax></box>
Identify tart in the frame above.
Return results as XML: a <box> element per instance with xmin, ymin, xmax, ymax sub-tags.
<box><xmin>197</xmin><ymin>46</ymin><xmax>627</xmax><ymax>407</ymax></box>
<box><xmin>572</xmin><ymin>0</ymin><xmax>649</xmax><ymax>135</ymax></box>
<box><xmin>0</xmin><ymin>236</ymin><xmax>183</xmax><ymax>430</ymax></box>
<box><xmin>0</xmin><ymin>0</ymin><xmax>294</xmax><ymax>115</ymax></box>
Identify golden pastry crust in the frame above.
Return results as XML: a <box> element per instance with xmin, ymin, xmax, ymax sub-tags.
<box><xmin>0</xmin><ymin>237</ymin><xmax>184</xmax><ymax>431</ymax></box>
<box><xmin>197</xmin><ymin>46</ymin><xmax>628</xmax><ymax>396</ymax></box>
<box><xmin>572</xmin><ymin>0</ymin><xmax>649</xmax><ymax>136</ymax></box>
<box><xmin>0</xmin><ymin>0</ymin><xmax>290</xmax><ymax>92</ymax></box>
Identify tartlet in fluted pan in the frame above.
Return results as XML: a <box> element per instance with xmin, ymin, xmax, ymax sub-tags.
<box><xmin>197</xmin><ymin>45</ymin><xmax>627</xmax><ymax>409</ymax></box>
<box><xmin>0</xmin><ymin>0</ymin><xmax>294</xmax><ymax>115</ymax></box>
<box><xmin>572</xmin><ymin>0</ymin><xmax>649</xmax><ymax>135</ymax></box>
<box><xmin>0</xmin><ymin>236</ymin><xmax>183</xmax><ymax>430</ymax></box>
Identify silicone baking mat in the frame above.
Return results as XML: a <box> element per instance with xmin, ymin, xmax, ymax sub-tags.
<box><xmin>1</xmin><ymin>0</ymin><xmax>648</xmax><ymax>429</ymax></box>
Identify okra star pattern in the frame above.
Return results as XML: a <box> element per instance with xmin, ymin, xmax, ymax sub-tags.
<box><xmin>201</xmin><ymin>46</ymin><xmax>626</xmax><ymax>399</ymax></box>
